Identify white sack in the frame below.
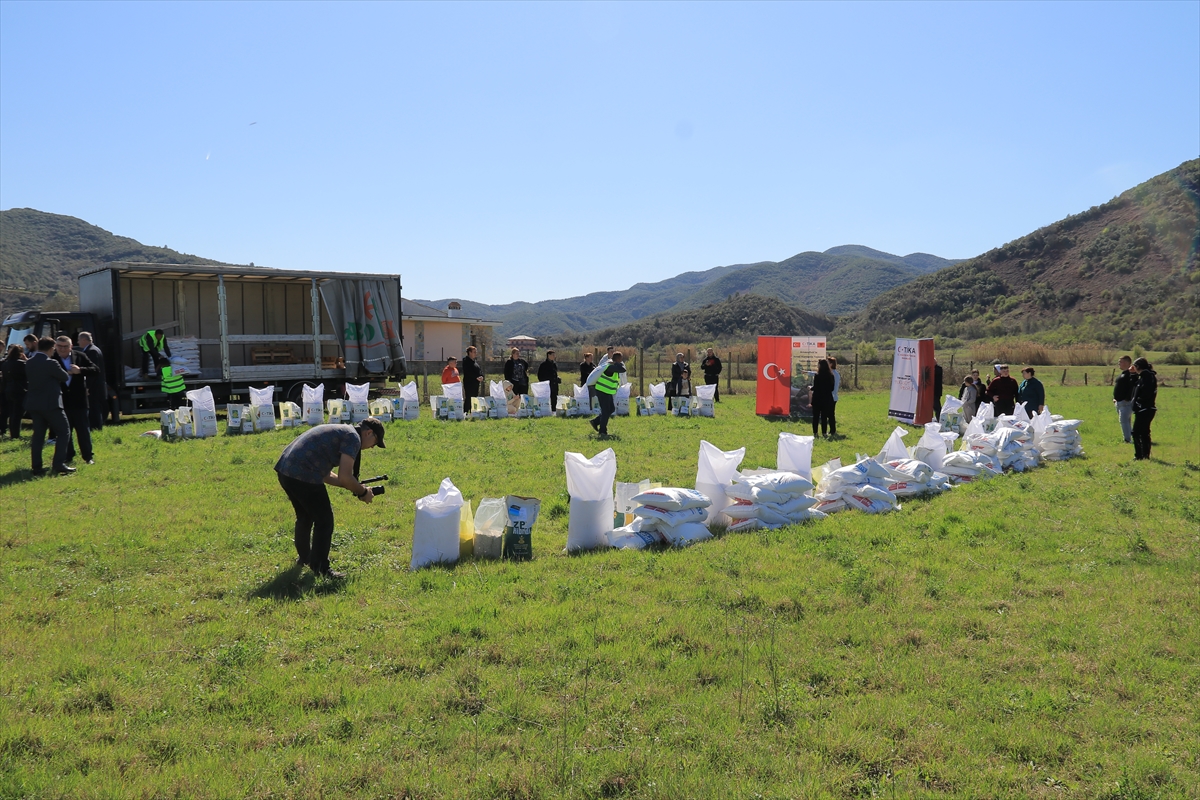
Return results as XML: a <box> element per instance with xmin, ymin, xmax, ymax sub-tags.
<box><xmin>442</xmin><ymin>381</ymin><xmax>463</xmax><ymax>401</ymax></box>
<box><xmin>564</xmin><ymin>448</ymin><xmax>617</xmax><ymax>552</ymax></box>
<box><xmin>185</xmin><ymin>385</ymin><xmax>216</xmax><ymax>412</ymax></box>
<box><xmin>634</xmin><ymin>505</ymin><xmax>709</xmax><ymax>525</ymax></box>
<box><xmin>877</xmin><ymin>426</ymin><xmax>910</xmax><ymax>462</ymax></box>
<box><xmin>531</xmin><ymin>380</ymin><xmax>551</xmax><ymax>400</ymax></box>
<box><xmin>912</xmin><ymin>422</ymin><xmax>949</xmax><ymax>471</ymax></box>
<box><xmin>302</xmin><ymin>383</ymin><xmax>324</xmax><ymax>406</ymax></box>
<box><xmin>631</xmin><ymin>487</ymin><xmax>711</xmax><ymax>512</ymax></box>
<box><xmin>777</xmin><ymin>433</ymin><xmax>815</xmax><ymax>481</ymax></box>
<box><xmin>411</xmin><ymin>478</ymin><xmax>464</xmax><ymax>569</ymax></box>
<box><xmin>649</xmin><ymin>382</ymin><xmax>666</xmax><ymax>398</ymax></box>
<box><xmin>401</xmin><ymin>381</ymin><xmax>420</xmax><ymax>403</ymax></box>
<box><xmin>657</xmin><ymin>520</ymin><xmax>713</xmax><ymax>547</ymax></box>
<box><xmin>345</xmin><ymin>382</ymin><xmax>370</xmax><ymax>404</ymax></box>
<box><xmin>696</xmin><ymin>441</ymin><xmax>746</xmax><ymax>525</ymax></box>
<box><xmin>573</xmin><ymin>384</ymin><xmax>591</xmax><ymax>403</ymax></box>
<box><xmin>607</xmin><ymin>521</ymin><xmax>664</xmax><ymax>550</ymax></box>
<box><xmin>489</xmin><ymin>381</ymin><xmax>509</xmax><ymax>418</ymax></box>
<box><xmin>249</xmin><ymin>386</ymin><xmax>275</xmax><ymax>407</ymax></box>
<box><xmin>585</xmin><ymin>354</ymin><xmax>610</xmax><ymax>387</ymax></box>
<box><xmin>695</xmin><ymin>383</ymin><xmax>717</xmax><ymax>400</ymax></box>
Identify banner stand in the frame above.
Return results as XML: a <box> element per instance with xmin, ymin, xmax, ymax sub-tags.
<box><xmin>887</xmin><ymin>337</ymin><xmax>936</xmax><ymax>426</ymax></box>
<box><xmin>756</xmin><ymin>335</ymin><xmax>827</xmax><ymax>421</ymax></box>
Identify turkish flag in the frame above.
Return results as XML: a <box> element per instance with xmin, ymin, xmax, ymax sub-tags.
<box><xmin>756</xmin><ymin>336</ymin><xmax>793</xmax><ymax>416</ymax></box>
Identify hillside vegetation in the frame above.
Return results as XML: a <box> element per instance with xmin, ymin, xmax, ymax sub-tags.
<box><xmin>548</xmin><ymin>292</ymin><xmax>834</xmax><ymax>348</ymax></box>
<box><xmin>0</xmin><ymin>208</ymin><xmax>231</xmax><ymax>317</ymax></box>
<box><xmin>421</xmin><ymin>248</ymin><xmax>953</xmax><ymax>338</ymax></box>
<box><xmin>839</xmin><ymin>158</ymin><xmax>1200</xmax><ymax>351</ymax></box>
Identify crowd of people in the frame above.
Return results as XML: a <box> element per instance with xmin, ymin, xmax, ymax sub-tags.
<box><xmin>955</xmin><ymin>363</ymin><xmax>1045</xmax><ymax>420</ymax></box>
<box><xmin>2</xmin><ymin>335</ymin><xmax>1166</xmax><ymax>482</ymax></box>
<box><xmin>2</xmin><ymin>334</ymin><xmax>104</xmax><ymax>476</ymax></box>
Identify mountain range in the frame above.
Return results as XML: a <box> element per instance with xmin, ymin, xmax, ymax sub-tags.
<box><xmin>838</xmin><ymin>157</ymin><xmax>1199</xmax><ymax>350</ymax></box>
<box><xmin>417</xmin><ymin>246</ymin><xmax>957</xmax><ymax>338</ymax></box>
<box><xmin>3</xmin><ymin>157</ymin><xmax>1195</xmax><ymax>351</ymax></box>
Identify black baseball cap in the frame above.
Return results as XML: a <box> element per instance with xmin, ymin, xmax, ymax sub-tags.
<box><xmin>359</xmin><ymin>417</ymin><xmax>386</xmax><ymax>448</ymax></box>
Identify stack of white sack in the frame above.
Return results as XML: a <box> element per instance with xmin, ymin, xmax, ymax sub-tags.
<box><xmin>961</xmin><ymin>416</ymin><xmax>1038</xmax><ymax>471</ymax></box>
<box><xmin>617</xmin><ymin>487</ymin><xmax>712</xmax><ymax>547</ymax></box>
<box><xmin>723</xmin><ymin>471</ymin><xmax>825</xmax><ymax>532</ymax></box>
<box><xmin>167</xmin><ymin>336</ymin><xmax>201</xmax><ymax>375</ymax></box>
<box><xmin>880</xmin><ymin>458</ymin><xmax>953</xmax><ymax>497</ymax></box>
<box><xmin>1032</xmin><ymin>410</ymin><xmax>1085</xmax><ymax>461</ymax></box>
<box><xmin>814</xmin><ymin>458</ymin><xmax>902</xmax><ymax>514</ymax></box>
<box><xmin>939</xmin><ymin>450</ymin><xmax>1003</xmax><ymax>483</ymax></box>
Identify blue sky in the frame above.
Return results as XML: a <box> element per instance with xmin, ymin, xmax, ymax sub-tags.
<box><xmin>2</xmin><ymin>1</ymin><xmax>1197</xmax><ymax>305</ymax></box>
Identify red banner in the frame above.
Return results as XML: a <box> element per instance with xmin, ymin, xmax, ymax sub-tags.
<box><xmin>755</xmin><ymin>336</ymin><xmax>793</xmax><ymax>416</ymax></box>
<box><xmin>915</xmin><ymin>338</ymin><xmax>936</xmax><ymax>425</ymax></box>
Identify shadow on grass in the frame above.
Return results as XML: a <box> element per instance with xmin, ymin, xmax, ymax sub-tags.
<box><xmin>249</xmin><ymin>563</ymin><xmax>346</xmax><ymax>601</ymax></box>
<box><xmin>0</xmin><ymin>467</ymin><xmax>39</xmax><ymax>488</ymax></box>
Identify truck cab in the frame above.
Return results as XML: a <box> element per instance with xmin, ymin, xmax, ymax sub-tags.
<box><xmin>3</xmin><ymin>310</ymin><xmax>99</xmax><ymax>351</ymax></box>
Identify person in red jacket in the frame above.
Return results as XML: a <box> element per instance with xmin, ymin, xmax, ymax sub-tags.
<box><xmin>441</xmin><ymin>356</ymin><xmax>460</xmax><ymax>386</ymax></box>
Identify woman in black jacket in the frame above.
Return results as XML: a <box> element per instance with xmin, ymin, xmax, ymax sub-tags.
<box><xmin>1</xmin><ymin>344</ymin><xmax>27</xmax><ymax>438</ymax></box>
<box><xmin>810</xmin><ymin>359</ymin><xmax>836</xmax><ymax>438</ymax></box>
<box><xmin>1130</xmin><ymin>357</ymin><xmax>1157</xmax><ymax>460</ymax></box>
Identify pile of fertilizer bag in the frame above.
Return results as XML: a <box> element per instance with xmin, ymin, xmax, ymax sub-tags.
<box><xmin>607</xmin><ymin>487</ymin><xmax>714</xmax><ymax>549</ymax></box>
<box><xmin>814</xmin><ymin>458</ymin><xmax>917</xmax><ymax>514</ymax></box>
<box><xmin>723</xmin><ymin>471</ymin><xmax>825</xmax><ymax>532</ymax></box>
<box><xmin>1032</xmin><ymin>410</ymin><xmax>1085</xmax><ymax>461</ymax></box>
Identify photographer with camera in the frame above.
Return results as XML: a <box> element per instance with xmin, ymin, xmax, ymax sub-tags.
<box><xmin>274</xmin><ymin>417</ymin><xmax>386</xmax><ymax>579</ymax></box>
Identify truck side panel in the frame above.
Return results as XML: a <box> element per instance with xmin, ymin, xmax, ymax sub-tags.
<box><xmin>78</xmin><ymin>269</ymin><xmax>119</xmax><ymax>388</ymax></box>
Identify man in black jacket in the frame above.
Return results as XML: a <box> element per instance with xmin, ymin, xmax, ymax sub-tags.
<box><xmin>25</xmin><ymin>338</ymin><xmax>73</xmax><ymax>476</ymax></box>
<box><xmin>700</xmin><ymin>348</ymin><xmax>722</xmax><ymax>401</ymax></box>
<box><xmin>931</xmin><ymin>359</ymin><xmax>944</xmax><ymax>421</ymax></box>
<box><xmin>461</xmin><ymin>346</ymin><xmax>483</xmax><ymax>408</ymax></box>
<box><xmin>78</xmin><ymin>331</ymin><xmax>108</xmax><ymax>430</ymax></box>
<box><xmin>1113</xmin><ymin>355</ymin><xmax>1136</xmax><ymax>443</ymax></box>
<box><xmin>536</xmin><ymin>350</ymin><xmax>561</xmax><ymax>413</ymax></box>
<box><xmin>51</xmin><ymin>335</ymin><xmax>98</xmax><ymax>466</ymax></box>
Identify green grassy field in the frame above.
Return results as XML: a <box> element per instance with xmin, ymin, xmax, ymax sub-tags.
<box><xmin>1</xmin><ymin>386</ymin><xmax>1197</xmax><ymax>799</ymax></box>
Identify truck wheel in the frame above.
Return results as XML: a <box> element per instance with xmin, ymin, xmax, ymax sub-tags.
<box><xmin>284</xmin><ymin>382</ymin><xmax>306</xmax><ymax>406</ymax></box>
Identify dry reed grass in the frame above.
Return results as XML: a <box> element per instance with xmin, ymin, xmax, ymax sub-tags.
<box><xmin>970</xmin><ymin>341</ymin><xmax>1113</xmax><ymax>367</ymax></box>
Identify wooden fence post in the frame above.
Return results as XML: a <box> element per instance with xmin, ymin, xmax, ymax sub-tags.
<box><xmin>727</xmin><ymin>350</ymin><xmax>733</xmax><ymax>396</ymax></box>
<box><xmin>855</xmin><ymin>353</ymin><xmax>860</xmax><ymax>389</ymax></box>
<box><xmin>1084</xmin><ymin>372</ymin><xmax>1088</xmax><ymax>386</ymax></box>
<box><xmin>1061</xmin><ymin>369</ymin><xmax>1067</xmax><ymax>385</ymax></box>
<box><xmin>1183</xmin><ymin>368</ymin><xmax>1189</xmax><ymax>388</ymax></box>
<box><xmin>639</xmin><ymin>344</ymin><xmax>645</xmax><ymax>398</ymax></box>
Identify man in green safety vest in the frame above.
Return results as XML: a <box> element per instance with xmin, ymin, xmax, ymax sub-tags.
<box><xmin>139</xmin><ymin>328</ymin><xmax>171</xmax><ymax>378</ymax></box>
<box><xmin>161</xmin><ymin>364</ymin><xmax>186</xmax><ymax>409</ymax></box>
<box><xmin>589</xmin><ymin>351</ymin><xmax>624</xmax><ymax>439</ymax></box>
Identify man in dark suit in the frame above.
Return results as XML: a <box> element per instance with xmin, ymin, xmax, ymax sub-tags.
<box><xmin>78</xmin><ymin>331</ymin><xmax>108</xmax><ymax>430</ymax></box>
<box><xmin>52</xmin><ymin>335</ymin><xmax>98</xmax><ymax>466</ymax></box>
<box><xmin>25</xmin><ymin>337</ymin><xmax>74</xmax><ymax>476</ymax></box>
<box><xmin>536</xmin><ymin>350</ymin><xmax>561</xmax><ymax>413</ymax></box>
<box><xmin>461</xmin><ymin>345</ymin><xmax>483</xmax><ymax>408</ymax></box>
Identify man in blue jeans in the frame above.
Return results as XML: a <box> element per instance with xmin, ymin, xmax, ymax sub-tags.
<box><xmin>274</xmin><ymin>418</ymin><xmax>385</xmax><ymax>579</ymax></box>
<box><xmin>1112</xmin><ymin>355</ymin><xmax>1136</xmax><ymax>443</ymax></box>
